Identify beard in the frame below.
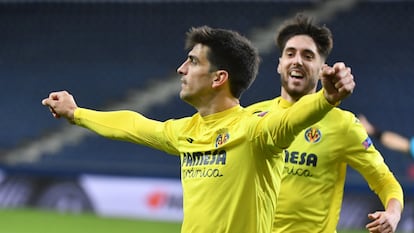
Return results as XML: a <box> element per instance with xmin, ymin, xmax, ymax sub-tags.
<box><xmin>280</xmin><ymin>75</ymin><xmax>318</xmax><ymax>101</ymax></box>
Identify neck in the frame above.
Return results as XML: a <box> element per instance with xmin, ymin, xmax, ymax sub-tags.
<box><xmin>280</xmin><ymin>87</ymin><xmax>317</xmax><ymax>103</ymax></box>
<box><xmin>196</xmin><ymin>96</ymin><xmax>239</xmax><ymax>117</ymax></box>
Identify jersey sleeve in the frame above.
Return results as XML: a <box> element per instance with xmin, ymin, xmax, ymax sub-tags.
<box><xmin>74</xmin><ymin>108</ymin><xmax>179</xmax><ymax>155</ymax></box>
<box><xmin>266</xmin><ymin>90</ymin><xmax>335</xmax><ymax>150</ymax></box>
<box><xmin>341</xmin><ymin>113</ymin><xmax>404</xmax><ymax>209</ymax></box>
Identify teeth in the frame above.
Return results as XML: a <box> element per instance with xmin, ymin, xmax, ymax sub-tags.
<box><xmin>290</xmin><ymin>70</ymin><xmax>303</xmax><ymax>77</ymax></box>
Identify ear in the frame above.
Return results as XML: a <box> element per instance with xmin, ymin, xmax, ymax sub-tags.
<box><xmin>212</xmin><ymin>70</ymin><xmax>229</xmax><ymax>88</ymax></box>
<box><xmin>277</xmin><ymin>57</ymin><xmax>282</xmax><ymax>74</ymax></box>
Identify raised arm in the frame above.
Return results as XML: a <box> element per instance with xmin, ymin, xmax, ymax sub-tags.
<box><xmin>293</xmin><ymin>61</ymin><xmax>355</xmax><ymax>126</ymax></box>
<box><xmin>272</xmin><ymin>62</ymin><xmax>355</xmax><ymax>149</ymax></box>
<box><xmin>320</xmin><ymin>62</ymin><xmax>355</xmax><ymax>105</ymax></box>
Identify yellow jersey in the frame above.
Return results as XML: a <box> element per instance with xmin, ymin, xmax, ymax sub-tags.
<box><xmin>247</xmin><ymin>97</ymin><xmax>404</xmax><ymax>233</ymax></box>
<box><xmin>74</xmin><ymin>91</ymin><xmax>334</xmax><ymax>233</ymax></box>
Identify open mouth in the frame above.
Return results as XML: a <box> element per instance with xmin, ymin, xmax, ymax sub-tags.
<box><xmin>290</xmin><ymin>70</ymin><xmax>304</xmax><ymax>79</ymax></box>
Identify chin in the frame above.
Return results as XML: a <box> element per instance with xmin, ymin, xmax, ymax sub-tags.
<box><xmin>287</xmin><ymin>89</ymin><xmax>307</xmax><ymax>98</ymax></box>
<box><xmin>179</xmin><ymin>91</ymin><xmax>186</xmax><ymax>99</ymax></box>
<box><xmin>180</xmin><ymin>93</ymin><xmax>191</xmax><ymax>103</ymax></box>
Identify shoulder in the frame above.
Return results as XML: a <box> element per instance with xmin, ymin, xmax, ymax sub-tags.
<box><xmin>326</xmin><ymin>107</ymin><xmax>357</xmax><ymax>121</ymax></box>
<box><xmin>245</xmin><ymin>98</ymin><xmax>279</xmax><ymax>113</ymax></box>
<box><xmin>164</xmin><ymin>114</ymin><xmax>197</xmax><ymax>128</ymax></box>
<box><xmin>319</xmin><ymin>108</ymin><xmax>362</xmax><ymax>133</ymax></box>
<box><xmin>327</xmin><ymin>108</ymin><xmax>369</xmax><ymax>139</ymax></box>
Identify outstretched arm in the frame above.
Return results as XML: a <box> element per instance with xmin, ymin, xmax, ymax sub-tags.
<box><xmin>41</xmin><ymin>90</ymin><xmax>177</xmax><ymax>154</ymax></box>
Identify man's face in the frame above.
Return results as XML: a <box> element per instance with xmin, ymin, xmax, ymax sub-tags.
<box><xmin>177</xmin><ymin>43</ymin><xmax>216</xmax><ymax>106</ymax></box>
<box><xmin>278</xmin><ymin>35</ymin><xmax>325</xmax><ymax>100</ymax></box>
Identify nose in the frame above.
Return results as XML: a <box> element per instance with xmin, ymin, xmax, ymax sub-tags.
<box><xmin>292</xmin><ymin>54</ymin><xmax>303</xmax><ymax>66</ymax></box>
<box><xmin>177</xmin><ymin>61</ymin><xmax>187</xmax><ymax>75</ymax></box>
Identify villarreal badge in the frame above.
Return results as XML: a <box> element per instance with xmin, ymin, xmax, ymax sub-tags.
<box><xmin>304</xmin><ymin>127</ymin><xmax>322</xmax><ymax>143</ymax></box>
<box><xmin>215</xmin><ymin>129</ymin><xmax>230</xmax><ymax>148</ymax></box>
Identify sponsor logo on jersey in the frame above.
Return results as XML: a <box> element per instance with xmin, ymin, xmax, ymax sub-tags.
<box><xmin>215</xmin><ymin>128</ymin><xmax>229</xmax><ymax>148</ymax></box>
<box><xmin>283</xmin><ymin>150</ymin><xmax>318</xmax><ymax>177</ymax></box>
<box><xmin>186</xmin><ymin>138</ymin><xmax>194</xmax><ymax>143</ymax></box>
<box><xmin>304</xmin><ymin>127</ymin><xmax>322</xmax><ymax>143</ymax></box>
<box><xmin>284</xmin><ymin>150</ymin><xmax>318</xmax><ymax>167</ymax></box>
<box><xmin>182</xmin><ymin>150</ymin><xmax>226</xmax><ymax>167</ymax></box>
<box><xmin>181</xmin><ymin>150</ymin><xmax>226</xmax><ymax>179</ymax></box>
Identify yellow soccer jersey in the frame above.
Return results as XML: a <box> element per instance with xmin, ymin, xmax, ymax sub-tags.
<box><xmin>73</xmin><ymin>91</ymin><xmax>334</xmax><ymax>233</ymax></box>
<box><xmin>247</xmin><ymin>97</ymin><xmax>404</xmax><ymax>233</ymax></box>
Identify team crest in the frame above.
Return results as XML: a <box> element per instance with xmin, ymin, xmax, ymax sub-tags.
<box><xmin>215</xmin><ymin>128</ymin><xmax>230</xmax><ymax>148</ymax></box>
<box><xmin>304</xmin><ymin>127</ymin><xmax>322</xmax><ymax>143</ymax></box>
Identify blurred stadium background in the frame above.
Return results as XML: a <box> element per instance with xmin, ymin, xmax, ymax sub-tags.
<box><xmin>0</xmin><ymin>0</ymin><xmax>413</xmax><ymax>232</ymax></box>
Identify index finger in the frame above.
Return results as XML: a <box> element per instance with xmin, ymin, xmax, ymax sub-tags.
<box><xmin>49</xmin><ymin>92</ymin><xmax>62</xmax><ymax>101</ymax></box>
<box><xmin>42</xmin><ymin>91</ymin><xmax>63</xmax><ymax>106</ymax></box>
<box><xmin>320</xmin><ymin>65</ymin><xmax>335</xmax><ymax>76</ymax></box>
<box><xmin>333</xmin><ymin>62</ymin><xmax>346</xmax><ymax>71</ymax></box>
<box><xmin>41</xmin><ymin>98</ymin><xmax>49</xmax><ymax>106</ymax></box>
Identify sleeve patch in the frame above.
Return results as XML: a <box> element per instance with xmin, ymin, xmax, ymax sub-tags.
<box><xmin>362</xmin><ymin>137</ymin><xmax>373</xmax><ymax>150</ymax></box>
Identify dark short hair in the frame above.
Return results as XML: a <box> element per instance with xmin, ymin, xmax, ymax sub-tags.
<box><xmin>185</xmin><ymin>26</ymin><xmax>260</xmax><ymax>99</ymax></box>
<box><xmin>276</xmin><ymin>13</ymin><xmax>333</xmax><ymax>60</ymax></box>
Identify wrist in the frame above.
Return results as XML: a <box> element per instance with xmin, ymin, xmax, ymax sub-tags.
<box><xmin>322</xmin><ymin>89</ymin><xmax>340</xmax><ymax>106</ymax></box>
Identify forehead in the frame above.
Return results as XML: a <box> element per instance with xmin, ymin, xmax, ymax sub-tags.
<box><xmin>189</xmin><ymin>43</ymin><xmax>210</xmax><ymax>61</ymax></box>
<box><xmin>284</xmin><ymin>35</ymin><xmax>318</xmax><ymax>53</ymax></box>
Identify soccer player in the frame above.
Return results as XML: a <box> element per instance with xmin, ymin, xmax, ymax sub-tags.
<box><xmin>359</xmin><ymin>114</ymin><xmax>414</xmax><ymax>159</ymax></box>
<box><xmin>42</xmin><ymin>26</ymin><xmax>354</xmax><ymax>233</ymax></box>
<box><xmin>247</xmin><ymin>14</ymin><xmax>403</xmax><ymax>233</ymax></box>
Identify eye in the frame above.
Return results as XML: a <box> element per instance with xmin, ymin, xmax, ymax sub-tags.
<box><xmin>188</xmin><ymin>55</ymin><xmax>198</xmax><ymax>65</ymax></box>
<box><xmin>304</xmin><ymin>53</ymin><xmax>314</xmax><ymax>60</ymax></box>
<box><xmin>285</xmin><ymin>51</ymin><xmax>294</xmax><ymax>57</ymax></box>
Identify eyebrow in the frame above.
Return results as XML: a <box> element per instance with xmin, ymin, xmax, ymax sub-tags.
<box><xmin>285</xmin><ymin>47</ymin><xmax>316</xmax><ymax>55</ymax></box>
